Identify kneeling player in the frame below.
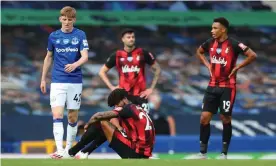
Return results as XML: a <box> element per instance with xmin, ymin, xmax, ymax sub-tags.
<box><xmin>69</xmin><ymin>89</ymin><xmax>155</xmax><ymax>159</ymax></box>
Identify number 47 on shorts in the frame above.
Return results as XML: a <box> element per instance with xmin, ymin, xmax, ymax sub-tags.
<box><xmin>73</xmin><ymin>93</ymin><xmax>81</xmax><ymax>103</ymax></box>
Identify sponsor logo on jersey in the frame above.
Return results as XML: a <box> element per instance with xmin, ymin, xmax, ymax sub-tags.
<box><xmin>149</xmin><ymin>52</ymin><xmax>155</xmax><ymax>60</ymax></box>
<box><xmin>122</xmin><ymin>65</ymin><xmax>140</xmax><ymax>73</ymax></box>
<box><xmin>127</xmin><ymin>57</ymin><xmax>133</xmax><ymax>62</ymax></box>
<box><xmin>83</xmin><ymin>39</ymin><xmax>88</xmax><ymax>47</ymax></box>
<box><xmin>71</xmin><ymin>37</ymin><xmax>79</xmax><ymax>45</ymax></box>
<box><xmin>238</xmin><ymin>43</ymin><xmax>247</xmax><ymax>51</ymax></box>
<box><xmin>216</xmin><ymin>48</ymin><xmax>222</xmax><ymax>54</ymax></box>
<box><xmin>211</xmin><ymin>56</ymin><xmax>227</xmax><ymax>67</ymax></box>
<box><xmin>225</xmin><ymin>47</ymin><xmax>229</xmax><ymax>54</ymax></box>
<box><xmin>63</xmin><ymin>39</ymin><xmax>70</xmax><ymax>44</ymax></box>
<box><xmin>55</xmin><ymin>47</ymin><xmax>78</xmax><ymax>53</ymax></box>
<box><xmin>56</xmin><ymin>39</ymin><xmax>61</xmax><ymax>44</ymax></box>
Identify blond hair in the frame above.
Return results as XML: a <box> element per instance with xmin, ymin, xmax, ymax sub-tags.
<box><xmin>60</xmin><ymin>6</ymin><xmax>76</xmax><ymax>18</ymax></box>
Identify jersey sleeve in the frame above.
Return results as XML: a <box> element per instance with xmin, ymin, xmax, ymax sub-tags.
<box><xmin>200</xmin><ymin>38</ymin><xmax>212</xmax><ymax>52</ymax></box>
<box><xmin>112</xmin><ymin>104</ymin><xmax>134</xmax><ymax>119</ymax></box>
<box><xmin>105</xmin><ymin>52</ymin><xmax>116</xmax><ymax>68</ymax></box>
<box><xmin>143</xmin><ymin>50</ymin><xmax>156</xmax><ymax>65</ymax></box>
<box><xmin>80</xmin><ymin>32</ymin><xmax>89</xmax><ymax>51</ymax></box>
<box><xmin>232</xmin><ymin>39</ymin><xmax>249</xmax><ymax>54</ymax></box>
<box><xmin>47</xmin><ymin>34</ymin><xmax>54</xmax><ymax>51</ymax></box>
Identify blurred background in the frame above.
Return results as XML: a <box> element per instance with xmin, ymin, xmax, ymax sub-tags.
<box><xmin>1</xmin><ymin>1</ymin><xmax>276</xmax><ymax>159</ymax></box>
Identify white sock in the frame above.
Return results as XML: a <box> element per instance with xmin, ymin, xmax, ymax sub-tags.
<box><xmin>65</xmin><ymin>122</ymin><xmax>78</xmax><ymax>151</ymax></box>
<box><xmin>53</xmin><ymin>119</ymin><xmax>64</xmax><ymax>153</ymax></box>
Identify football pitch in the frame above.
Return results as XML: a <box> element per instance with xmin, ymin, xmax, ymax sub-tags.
<box><xmin>1</xmin><ymin>153</ymin><xmax>276</xmax><ymax>166</ymax></box>
<box><xmin>2</xmin><ymin>159</ymin><xmax>276</xmax><ymax>166</ymax></box>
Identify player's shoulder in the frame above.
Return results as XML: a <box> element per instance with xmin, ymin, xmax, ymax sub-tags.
<box><xmin>228</xmin><ymin>37</ymin><xmax>240</xmax><ymax>44</ymax></box>
<box><xmin>205</xmin><ymin>38</ymin><xmax>215</xmax><ymax>44</ymax></box>
<box><xmin>123</xmin><ymin>103</ymin><xmax>133</xmax><ymax>110</ymax></box>
<box><xmin>49</xmin><ymin>29</ymin><xmax>61</xmax><ymax>38</ymax></box>
<box><xmin>73</xmin><ymin>28</ymin><xmax>86</xmax><ymax>35</ymax></box>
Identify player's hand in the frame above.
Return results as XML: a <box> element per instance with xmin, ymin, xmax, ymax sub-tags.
<box><xmin>65</xmin><ymin>63</ymin><xmax>78</xmax><ymax>73</ymax></box>
<box><xmin>40</xmin><ymin>80</ymin><xmax>47</xmax><ymax>94</ymax></box>
<box><xmin>84</xmin><ymin>124</ymin><xmax>89</xmax><ymax>132</ymax></box>
<box><xmin>140</xmin><ymin>88</ymin><xmax>153</xmax><ymax>99</ymax></box>
<box><xmin>228</xmin><ymin>67</ymin><xmax>239</xmax><ymax>78</ymax></box>
<box><xmin>111</xmin><ymin>85</ymin><xmax>120</xmax><ymax>91</ymax></box>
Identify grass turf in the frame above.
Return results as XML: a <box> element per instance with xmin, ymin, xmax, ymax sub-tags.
<box><xmin>2</xmin><ymin>159</ymin><xmax>276</xmax><ymax>166</ymax></box>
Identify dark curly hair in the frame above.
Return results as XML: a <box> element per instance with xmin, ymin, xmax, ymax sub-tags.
<box><xmin>213</xmin><ymin>17</ymin><xmax>229</xmax><ymax>29</ymax></box>
<box><xmin>107</xmin><ymin>88</ymin><xmax>128</xmax><ymax>107</ymax></box>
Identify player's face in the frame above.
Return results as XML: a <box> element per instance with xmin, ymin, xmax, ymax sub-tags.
<box><xmin>59</xmin><ymin>16</ymin><xmax>75</xmax><ymax>31</ymax></box>
<box><xmin>117</xmin><ymin>98</ymin><xmax>129</xmax><ymax>107</ymax></box>
<box><xmin>211</xmin><ymin>22</ymin><xmax>226</xmax><ymax>39</ymax></box>
<box><xmin>122</xmin><ymin>33</ymin><xmax>135</xmax><ymax>47</ymax></box>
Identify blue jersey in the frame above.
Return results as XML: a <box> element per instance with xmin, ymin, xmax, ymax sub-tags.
<box><xmin>47</xmin><ymin>28</ymin><xmax>89</xmax><ymax>83</ymax></box>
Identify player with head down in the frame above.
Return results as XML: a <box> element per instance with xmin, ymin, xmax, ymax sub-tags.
<box><xmin>68</xmin><ymin>88</ymin><xmax>155</xmax><ymax>159</ymax></box>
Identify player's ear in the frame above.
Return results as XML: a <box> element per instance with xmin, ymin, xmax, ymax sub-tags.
<box><xmin>73</xmin><ymin>18</ymin><xmax>76</xmax><ymax>23</ymax></box>
<box><xmin>59</xmin><ymin>16</ymin><xmax>62</xmax><ymax>23</ymax></box>
<box><xmin>123</xmin><ymin>97</ymin><xmax>128</xmax><ymax>104</ymax></box>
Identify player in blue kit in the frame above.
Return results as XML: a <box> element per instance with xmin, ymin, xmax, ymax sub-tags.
<box><xmin>40</xmin><ymin>6</ymin><xmax>89</xmax><ymax>159</ymax></box>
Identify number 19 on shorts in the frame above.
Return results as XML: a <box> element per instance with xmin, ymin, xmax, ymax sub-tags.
<box><xmin>223</xmin><ymin>100</ymin><xmax>231</xmax><ymax>112</ymax></box>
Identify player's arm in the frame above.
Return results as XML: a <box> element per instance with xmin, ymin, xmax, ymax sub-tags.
<box><xmin>76</xmin><ymin>49</ymin><xmax>89</xmax><ymax>67</ymax></box>
<box><xmin>87</xmin><ymin>111</ymin><xmax>118</xmax><ymax>125</ymax></box>
<box><xmin>140</xmin><ymin>51</ymin><xmax>161</xmax><ymax>98</ymax></box>
<box><xmin>40</xmin><ymin>49</ymin><xmax>53</xmax><ymax>94</ymax></box>
<box><xmin>167</xmin><ymin>115</ymin><xmax>176</xmax><ymax>136</ymax></box>
<box><xmin>229</xmin><ymin>42</ymin><xmax>257</xmax><ymax>78</ymax></box>
<box><xmin>149</xmin><ymin>62</ymin><xmax>161</xmax><ymax>90</ymax></box>
<box><xmin>99</xmin><ymin>53</ymin><xmax>117</xmax><ymax>91</ymax></box>
<box><xmin>65</xmin><ymin>32</ymin><xmax>89</xmax><ymax>73</ymax></box>
<box><xmin>196</xmin><ymin>39</ymin><xmax>212</xmax><ymax>76</ymax></box>
<box><xmin>87</xmin><ymin>106</ymin><xmax>132</xmax><ymax>126</ymax></box>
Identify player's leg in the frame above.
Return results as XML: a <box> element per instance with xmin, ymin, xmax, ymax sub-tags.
<box><xmin>219</xmin><ymin>87</ymin><xmax>236</xmax><ymax>158</ymax></box>
<box><xmin>68</xmin><ymin>121</ymin><xmax>103</xmax><ymax>156</ymax></box>
<box><xmin>50</xmin><ymin>83</ymin><xmax>67</xmax><ymax>158</ymax></box>
<box><xmin>77</xmin><ymin>118</ymin><xmax>119</xmax><ymax>155</ymax></box>
<box><xmin>199</xmin><ymin>86</ymin><xmax>220</xmax><ymax>156</ymax></box>
<box><xmin>100</xmin><ymin>121</ymin><xmax>148</xmax><ymax>159</ymax></box>
<box><xmin>81</xmin><ymin>133</ymin><xmax>107</xmax><ymax>154</ymax></box>
<box><xmin>65</xmin><ymin>83</ymin><xmax>82</xmax><ymax>151</ymax></box>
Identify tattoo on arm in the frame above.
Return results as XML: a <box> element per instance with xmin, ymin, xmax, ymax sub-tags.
<box><xmin>150</xmin><ymin>62</ymin><xmax>161</xmax><ymax>89</ymax></box>
<box><xmin>106</xmin><ymin>121</ymin><xmax>116</xmax><ymax>130</ymax></box>
<box><xmin>88</xmin><ymin>111</ymin><xmax>118</xmax><ymax>125</ymax></box>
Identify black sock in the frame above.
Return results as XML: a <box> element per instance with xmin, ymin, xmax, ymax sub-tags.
<box><xmin>82</xmin><ymin>133</ymin><xmax>107</xmax><ymax>154</ymax></box>
<box><xmin>222</xmin><ymin>123</ymin><xmax>232</xmax><ymax>155</ymax></box>
<box><xmin>200</xmin><ymin>123</ymin><xmax>210</xmax><ymax>154</ymax></box>
<box><xmin>69</xmin><ymin>122</ymin><xmax>102</xmax><ymax>156</ymax></box>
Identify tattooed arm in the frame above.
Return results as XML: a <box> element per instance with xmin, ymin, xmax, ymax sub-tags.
<box><xmin>87</xmin><ymin>111</ymin><xmax>118</xmax><ymax>126</ymax></box>
<box><xmin>149</xmin><ymin>62</ymin><xmax>161</xmax><ymax>89</ymax></box>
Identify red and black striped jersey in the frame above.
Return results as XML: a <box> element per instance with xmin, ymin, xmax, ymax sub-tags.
<box><xmin>105</xmin><ymin>47</ymin><xmax>155</xmax><ymax>96</ymax></box>
<box><xmin>112</xmin><ymin>104</ymin><xmax>155</xmax><ymax>157</ymax></box>
<box><xmin>201</xmin><ymin>37</ymin><xmax>249</xmax><ymax>88</ymax></box>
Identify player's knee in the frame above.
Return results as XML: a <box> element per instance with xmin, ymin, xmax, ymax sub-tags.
<box><xmin>67</xmin><ymin>109</ymin><xmax>78</xmax><ymax>123</ymax></box>
<box><xmin>220</xmin><ymin>115</ymin><xmax>232</xmax><ymax>124</ymax></box>
<box><xmin>52</xmin><ymin>108</ymin><xmax>64</xmax><ymax>119</ymax></box>
<box><xmin>200</xmin><ymin>112</ymin><xmax>211</xmax><ymax>125</ymax></box>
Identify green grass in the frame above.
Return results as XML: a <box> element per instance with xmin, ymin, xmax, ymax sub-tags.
<box><xmin>2</xmin><ymin>159</ymin><xmax>276</xmax><ymax>166</ymax></box>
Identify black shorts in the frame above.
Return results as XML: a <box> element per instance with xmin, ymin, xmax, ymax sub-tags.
<box><xmin>202</xmin><ymin>86</ymin><xmax>236</xmax><ymax>116</ymax></box>
<box><xmin>127</xmin><ymin>95</ymin><xmax>149</xmax><ymax>113</ymax></box>
<box><xmin>109</xmin><ymin>131</ymin><xmax>148</xmax><ymax>159</ymax></box>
